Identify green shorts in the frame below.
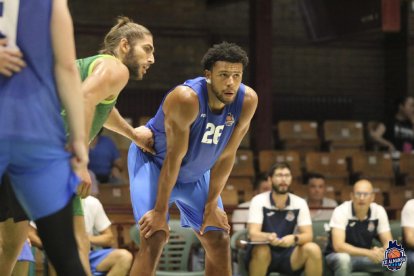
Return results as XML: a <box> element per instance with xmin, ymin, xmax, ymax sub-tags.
<box><xmin>72</xmin><ymin>195</ymin><xmax>84</xmax><ymax>216</ymax></box>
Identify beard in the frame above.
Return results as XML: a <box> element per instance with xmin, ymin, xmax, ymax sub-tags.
<box><xmin>210</xmin><ymin>82</ymin><xmax>235</xmax><ymax>105</ymax></box>
<box><xmin>123</xmin><ymin>48</ymin><xmax>141</xmax><ymax>80</ymax></box>
<box><xmin>272</xmin><ymin>184</ymin><xmax>289</xmax><ymax>195</ymax></box>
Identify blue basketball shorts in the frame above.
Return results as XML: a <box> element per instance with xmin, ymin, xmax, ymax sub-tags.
<box><xmin>17</xmin><ymin>240</ymin><xmax>35</xmax><ymax>262</ymax></box>
<box><xmin>0</xmin><ymin>140</ymin><xmax>80</xmax><ymax>220</ymax></box>
<box><xmin>128</xmin><ymin>143</ymin><xmax>224</xmax><ymax>233</ymax></box>
<box><xmin>89</xmin><ymin>248</ymin><xmax>114</xmax><ymax>276</ymax></box>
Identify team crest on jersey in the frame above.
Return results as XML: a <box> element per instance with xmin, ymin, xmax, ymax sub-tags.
<box><xmin>225</xmin><ymin>113</ymin><xmax>235</xmax><ymax>126</ymax></box>
<box><xmin>382</xmin><ymin>240</ymin><xmax>406</xmax><ymax>271</ymax></box>
<box><xmin>367</xmin><ymin>221</ymin><xmax>375</xmax><ymax>232</ymax></box>
<box><xmin>285</xmin><ymin>210</ymin><xmax>295</xmax><ymax>222</ymax></box>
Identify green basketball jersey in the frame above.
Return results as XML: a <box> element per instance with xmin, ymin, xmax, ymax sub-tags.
<box><xmin>63</xmin><ymin>54</ymin><xmax>119</xmax><ymax>142</ymax></box>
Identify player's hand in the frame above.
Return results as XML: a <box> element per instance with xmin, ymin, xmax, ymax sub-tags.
<box><xmin>139</xmin><ymin>209</ymin><xmax>169</xmax><ymax>241</ymax></box>
<box><xmin>76</xmin><ymin>167</ymin><xmax>92</xmax><ymax>198</ymax></box>
<box><xmin>200</xmin><ymin>205</ymin><xmax>230</xmax><ymax>235</ymax></box>
<box><xmin>274</xmin><ymin>234</ymin><xmax>295</xmax><ymax>248</ymax></box>
<box><xmin>132</xmin><ymin>126</ymin><xmax>155</xmax><ymax>155</ymax></box>
<box><xmin>67</xmin><ymin>139</ymin><xmax>90</xmax><ymax>197</ymax></box>
<box><xmin>0</xmin><ymin>38</ymin><xmax>26</xmax><ymax>77</ymax></box>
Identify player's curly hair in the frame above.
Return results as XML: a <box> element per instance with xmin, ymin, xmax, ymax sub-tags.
<box><xmin>100</xmin><ymin>16</ymin><xmax>152</xmax><ymax>55</ymax></box>
<box><xmin>201</xmin><ymin>41</ymin><xmax>249</xmax><ymax>71</ymax></box>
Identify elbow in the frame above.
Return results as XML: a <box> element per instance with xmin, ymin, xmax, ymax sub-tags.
<box><xmin>332</xmin><ymin>242</ymin><xmax>343</xmax><ymax>253</ymax></box>
<box><xmin>55</xmin><ymin>61</ymin><xmax>78</xmax><ymax>76</ymax></box>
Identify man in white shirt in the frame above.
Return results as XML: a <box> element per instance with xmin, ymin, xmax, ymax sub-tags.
<box><xmin>305</xmin><ymin>173</ymin><xmax>337</xmax><ymax>221</ymax></box>
<box><xmin>401</xmin><ymin>199</ymin><xmax>414</xmax><ymax>275</ymax></box>
<box><xmin>82</xmin><ymin>196</ymin><xmax>132</xmax><ymax>276</ymax></box>
<box><xmin>247</xmin><ymin>162</ymin><xmax>322</xmax><ymax>276</ymax></box>
<box><xmin>28</xmin><ymin>196</ymin><xmax>133</xmax><ymax>275</ymax></box>
<box><xmin>231</xmin><ymin>174</ymin><xmax>271</xmax><ymax>232</ymax></box>
<box><xmin>325</xmin><ymin>179</ymin><xmax>405</xmax><ymax>275</ymax></box>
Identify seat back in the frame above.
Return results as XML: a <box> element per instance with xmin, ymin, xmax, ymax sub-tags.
<box><xmin>230</xmin><ymin>150</ymin><xmax>255</xmax><ymax>177</ymax></box>
<box><xmin>97</xmin><ymin>184</ymin><xmax>130</xmax><ymax>205</ymax></box>
<box><xmin>305</xmin><ymin>152</ymin><xmax>349</xmax><ymax>178</ymax></box>
<box><xmin>258</xmin><ymin>150</ymin><xmax>301</xmax><ymax>176</ymax></box>
<box><xmin>312</xmin><ymin>220</ymin><xmax>330</xmax><ymax>250</ymax></box>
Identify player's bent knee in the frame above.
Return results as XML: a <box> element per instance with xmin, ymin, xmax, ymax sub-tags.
<box><xmin>203</xmin><ymin>231</ymin><xmax>230</xmax><ymax>252</ymax></box>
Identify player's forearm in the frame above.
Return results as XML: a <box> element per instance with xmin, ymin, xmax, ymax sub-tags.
<box><xmin>154</xmin><ymin>155</ymin><xmax>183</xmax><ymax>213</ymax></box>
<box><xmin>207</xmin><ymin>154</ymin><xmax>235</xmax><ymax>206</ymax></box>
<box><xmin>51</xmin><ymin>0</ymin><xmax>85</xmax><ymax>143</ymax></box>
<box><xmin>89</xmin><ymin>234</ymin><xmax>114</xmax><ymax>248</ymax></box>
<box><xmin>84</xmin><ymin>99</ymin><xmax>96</xmax><ymax>144</ymax></box>
<box><xmin>103</xmin><ymin>108</ymin><xmax>134</xmax><ymax>140</ymax></box>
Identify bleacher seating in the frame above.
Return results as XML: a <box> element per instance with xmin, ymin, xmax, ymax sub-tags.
<box><xmin>323</xmin><ymin>120</ymin><xmax>365</xmax><ymax>153</ymax></box>
<box><xmin>230</xmin><ymin>150</ymin><xmax>255</xmax><ymax>178</ymax></box>
<box><xmin>277</xmin><ymin>120</ymin><xmax>320</xmax><ymax>155</ymax></box>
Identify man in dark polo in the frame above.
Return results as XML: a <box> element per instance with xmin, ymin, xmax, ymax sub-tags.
<box><xmin>325</xmin><ymin>179</ymin><xmax>406</xmax><ymax>275</ymax></box>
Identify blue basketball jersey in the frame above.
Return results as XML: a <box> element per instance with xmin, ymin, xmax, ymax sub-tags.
<box><xmin>0</xmin><ymin>0</ymin><xmax>66</xmax><ymax>145</ymax></box>
<box><xmin>147</xmin><ymin>77</ymin><xmax>245</xmax><ymax>183</ymax></box>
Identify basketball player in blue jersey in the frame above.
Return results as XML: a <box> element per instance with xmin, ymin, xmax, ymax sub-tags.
<box><xmin>0</xmin><ymin>0</ymin><xmax>89</xmax><ymax>275</ymax></box>
<box><xmin>0</xmin><ymin>16</ymin><xmax>156</xmax><ymax>275</ymax></box>
<box><xmin>128</xmin><ymin>42</ymin><xmax>258</xmax><ymax>275</ymax></box>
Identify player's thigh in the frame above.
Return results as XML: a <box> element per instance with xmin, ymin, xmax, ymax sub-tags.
<box><xmin>128</xmin><ymin>144</ymin><xmax>161</xmax><ymax>222</ymax></box>
<box><xmin>8</xmin><ymin>142</ymin><xmax>78</xmax><ymax>220</ymax></box>
<box><xmin>173</xmin><ymin>172</ymin><xmax>225</xmax><ymax>233</ymax></box>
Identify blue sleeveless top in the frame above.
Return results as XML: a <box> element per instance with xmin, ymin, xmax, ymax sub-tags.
<box><xmin>147</xmin><ymin>77</ymin><xmax>245</xmax><ymax>183</ymax></box>
<box><xmin>0</xmin><ymin>0</ymin><xmax>66</xmax><ymax>145</ymax></box>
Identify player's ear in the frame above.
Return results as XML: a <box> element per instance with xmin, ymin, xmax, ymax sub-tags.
<box><xmin>119</xmin><ymin>38</ymin><xmax>130</xmax><ymax>54</ymax></box>
<box><xmin>204</xmin><ymin>70</ymin><xmax>211</xmax><ymax>83</ymax></box>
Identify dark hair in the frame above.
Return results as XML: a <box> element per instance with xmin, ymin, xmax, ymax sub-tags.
<box><xmin>268</xmin><ymin>162</ymin><xmax>291</xmax><ymax>178</ymax></box>
<box><xmin>253</xmin><ymin>173</ymin><xmax>268</xmax><ymax>191</ymax></box>
<box><xmin>392</xmin><ymin>96</ymin><xmax>414</xmax><ymax>114</ymax></box>
<box><xmin>201</xmin><ymin>41</ymin><xmax>249</xmax><ymax>71</ymax></box>
<box><xmin>100</xmin><ymin>16</ymin><xmax>152</xmax><ymax>55</ymax></box>
<box><xmin>305</xmin><ymin>172</ymin><xmax>325</xmax><ymax>184</ymax></box>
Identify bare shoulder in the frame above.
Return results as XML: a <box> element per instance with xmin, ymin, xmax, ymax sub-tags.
<box><xmin>164</xmin><ymin>85</ymin><xmax>199</xmax><ymax>108</ymax></box>
<box><xmin>240</xmin><ymin>85</ymin><xmax>258</xmax><ymax>117</ymax></box>
<box><xmin>92</xmin><ymin>57</ymin><xmax>129</xmax><ymax>88</ymax></box>
<box><xmin>163</xmin><ymin>85</ymin><xmax>199</xmax><ymax>123</ymax></box>
<box><xmin>243</xmin><ymin>85</ymin><xmax>258</xmax><ymax>106</ymax></box>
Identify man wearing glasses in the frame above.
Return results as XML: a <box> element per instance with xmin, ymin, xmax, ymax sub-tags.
<box><xmin>325</xmin><ymin>179</ymin><xmax>405</xmax><ymax>275</ymax></box>
<box><xmin>247</xmin><ymin>162</ymin><xmax>322</xmax><ymax>276</ymax></box>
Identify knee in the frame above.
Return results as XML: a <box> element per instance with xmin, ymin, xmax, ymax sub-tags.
<box><xmin>302</xmin><ymin>242</ymin><xmax>322</xmax><ymax>259</ymax></box>
<box><xmin>331</xmin><ymin>253</ymin><xmax>351</xmax><ymax>269</ymax></box>
<box><xmin>203</xmin><ymin>231</ymin><xmax>230</xmax><ymax>253</ymax></box>
<box><xmin>114</xmin><ymin>249</ymin><xmax>133</xmax><ymax>267</ymax></box>
<box><xmin>251</xmin><ymin>245</ymin><xmax>271</xmax><ymax>263</ymax></box>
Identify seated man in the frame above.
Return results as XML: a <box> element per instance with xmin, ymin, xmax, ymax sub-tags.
<box><xmin>231</xmin><ymin>174</ymin><xmax>271</xmax><ymax>232</ymax></box>
<box><xmin>88</xmin><ymin>129</ymin><xmax>123</xmax><ymax>184</ymax></box>
<box><xmin>325</xmin><ymin>179</ymin><xmax>406</xmax><ymax>275</ymax></box>
<box><xmin>29</xmin><ymin>196</ymin><xmax>133</xmax><ymax>276</ymax></box>
<box><xmin>247</xmin><ymin>162</ymin><xmax>322</xmax><ymax>276</ymax></box>
<box><xmin>402</xmin><ymin>199</ymin><xmax>414</xmax><ymax>275</ymax></box>
<box><xmin>305</xmin><ymin>173</ymin><xmax>337</xmax><ymax>221</ymax></box>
